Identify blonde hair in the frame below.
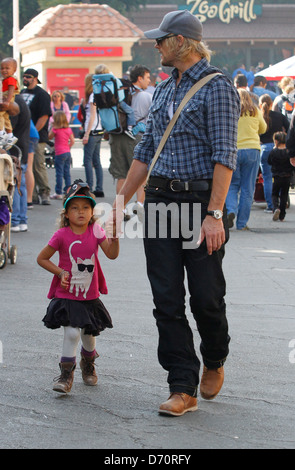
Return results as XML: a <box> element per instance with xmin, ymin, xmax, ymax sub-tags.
<box><xmin>84</xmin><ymin>73</ymin><xmax>93</xmax><ymax>103</ymax></box>
<box><xmin>59</xmin><ymin>192</ymin><xmax>97</xmax><ymax>228</ymax></box>
<box><xmin>278</xmin><ymin>76</ymin><xmax>294</xmax><ymax>91</ymax></box>
<box><xmin>238</xmin><ymin>88</ymin><xmax>258</xmax><ymax>117</ymax></box>
<box><xmin>94</xmin><ymin>64</ymin><xmax>110</xmax><ymax>74</ymax></box>
<box><xmin>168</xmin><ymin>36</ymin><xmax>212</xmax><ymax>62</ymax></box>
<box><xmin>285</xmin><ymin>84</ymin><xmax>294</xmax><ymax>95</ymax></box>
<box><xmin>53</xmin><ymin>110</ymin><xmax>69</xmax><ymax>128</ymax></box>
<box><xmin>51</xmin><ymin>90</ymin><xmax>65</xmax><ymax>102</ymax></box>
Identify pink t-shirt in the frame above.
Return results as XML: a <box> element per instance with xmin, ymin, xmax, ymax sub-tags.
<box><xmin>47</xmin><ymin>224</ymin><xmax>107</xmax><ymax>301</ymax></box>
<box><xmin>52</xmin><ymin>127</ymin><xmax>73</xmax><ymax>156</ymax></box>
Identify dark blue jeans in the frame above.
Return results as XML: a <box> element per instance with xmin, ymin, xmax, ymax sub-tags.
<box><xmin>143</xmin><ymin>187</ymin><xmax>230</xmax><ymax>397</ymax></box>
<box><xmin>12</xmin><ymin>164</ymin><xmax>27</xmax><ymax>226</ymax></box>
<box><xmin>83</xmin><ymin>134</ymin><xmax>103</xmax><ymax>192</ymax></box>
<box><xmin>54</xmin><ymin>152</ymin><xmax>71</xmax><ymax>195</ymax></box>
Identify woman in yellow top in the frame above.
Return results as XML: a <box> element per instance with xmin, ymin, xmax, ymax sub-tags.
<box><xmin>226</xmin><ymin>88</ymin><xmax>267</xmax><ymax>230</ymax></box>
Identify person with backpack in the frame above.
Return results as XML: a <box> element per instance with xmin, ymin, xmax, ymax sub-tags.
<box><xmin>82</xmin><ymin>74</ymin><xmax>105</xmax><ymax>198</ymax></box>
<box><xmin>108</xmin><ymin>65</ymin><xmax>152</xmax><ymax>219</ymax></box>
<box><xmin>93</xmin><ymin>64</ymin><xmax>136</xmax><ymax>140</ymax></box>
<box><xmin>272</xmin><ymin>77</ymin><xmax>295</xmax><ymax>122</ymax></box>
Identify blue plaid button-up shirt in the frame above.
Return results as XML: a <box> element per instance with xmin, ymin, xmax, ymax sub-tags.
<box><xmin>134</xmin><ymin>58</ymin><xmax>240</xmax><ymax>180</ymax></box>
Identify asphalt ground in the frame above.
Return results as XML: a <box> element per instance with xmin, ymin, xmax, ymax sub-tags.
<box><xmin>0</xmin><ymin>140</ymin><xmax>295</xmax><ymax>451</ymax></box>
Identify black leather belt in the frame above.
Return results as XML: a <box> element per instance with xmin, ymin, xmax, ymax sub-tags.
<box><xmin>90</xmin><ymin>130</ymin><xmax>104</xmax><ymax>136</ymax></box>
<box><xmin>147</xmin><ymin>176</ymin><xmax>211</xmax><ymax>192</ymax></box>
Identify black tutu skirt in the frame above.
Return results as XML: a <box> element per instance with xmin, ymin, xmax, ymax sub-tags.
<box><xmin>42</xmin><ymin>298</ymin><xmax>113</xmax><ymax>336</ymax></box>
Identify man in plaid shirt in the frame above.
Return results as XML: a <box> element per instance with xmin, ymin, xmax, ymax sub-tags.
<box><xmin>113</xmin><ymin>10</ymin><xmax>240</xmax><ymax>416</ymax></box>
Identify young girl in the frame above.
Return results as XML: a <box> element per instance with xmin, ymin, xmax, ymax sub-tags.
<box><xmin>49</xmin><ymin>110</ymin><xmax>75</xmax><ymax>200</ymax></box>
<box><xmin>268</xmin><ymin>131</ymin><xmax>294</xmax><ymax>222</ymax></box>
<box><xmin>37</xmin><ymin>179</ymin><xmax>119</xmax><ymax>394</ymax></box>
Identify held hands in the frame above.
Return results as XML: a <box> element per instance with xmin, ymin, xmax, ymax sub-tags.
<box><xmin>197</xmin><ymin>216</ymin><xmax>225</xmax><ymax>255</ymax></box>
<box><xmin>104</xmin><ymin>199</ymin><xmax>124</xmax><ymax>240</ymax></box>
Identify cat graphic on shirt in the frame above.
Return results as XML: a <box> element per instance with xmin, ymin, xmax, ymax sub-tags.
<box><xmin>69</xmin><ymin>241</ymin><xmax>95</xmax><ymax>299</ymax></box>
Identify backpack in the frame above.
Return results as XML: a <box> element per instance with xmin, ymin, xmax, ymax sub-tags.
<box><xmin>119</xmin><ymin>78</ymin><xmax>133</xmax><ymax>106</ymax></box>
<box><xmin>92</xmin><ymin>73</ymin><xmax>126</xmax><ymax>133</ymax></box>
<box><xmin>281</xmin><ymin>90</ymin><xmax>295</xmax><ymax>122</ymax></box>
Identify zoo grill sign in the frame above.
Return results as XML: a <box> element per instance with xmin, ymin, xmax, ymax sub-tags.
<box><xmin>184</xmin><ymin>0</ymin><xmax>261</xmax><ymax>23</ymax></box>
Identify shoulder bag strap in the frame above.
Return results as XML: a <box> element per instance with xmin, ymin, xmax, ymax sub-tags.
<box><xmin>146</xmin><ymin>72</ymin><xmax>221</xmax><ymax>183</ymax></box>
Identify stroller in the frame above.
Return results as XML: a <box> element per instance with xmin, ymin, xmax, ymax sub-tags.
<box><xmin>45</xmin><ymin>140</ymin><xmax>55</xmax><ymax>168</ymax></box>
<box><xmin>0</xmin><ymin>148</ymin><xmax>19</xmax><ymax>268</ymax></box>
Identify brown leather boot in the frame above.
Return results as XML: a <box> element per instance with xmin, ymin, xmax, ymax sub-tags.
<box><xmin>200</xmin><ymin>366</ymin><xmax>224</xmax><ymax>400</ymax></box>
<box><xmin>80</xmin><ymin>351</ymin><xmax>99</xmax><ymax>386</ymax></box>
<box><xmin>53</xmin><ymin>362</ymin><xmax>76</xmax><ymax>394</ymax></box>
<box><xmin>159</xmin><ymin>393</ymin><xmax>198</xmax><ymax>416</ymax></box>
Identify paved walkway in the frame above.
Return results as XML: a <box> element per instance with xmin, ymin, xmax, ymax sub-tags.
<box><xmin>0</xmin><ymin>140</ymin><xmax>294</xmax><ymax>449</ymax></box>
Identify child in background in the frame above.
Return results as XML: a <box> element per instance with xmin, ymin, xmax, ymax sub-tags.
<box><xmin>49</xmin><ymin>110</ymin><xmax>74</xmax><ymax>200</ymax></box>
<box><xmin>37</xmin><ymin>179</ymin><xmax>119</xmax><ymax>394</ymax></box>
<box><xmin>268</xmin><ymin>131</ymin><xmax>294</xmax><ymax>221</ymax></box>
<box><xmin>0</xmin><ymin>57</ymin><xmax>19</xmax><ymax>149</ymax></box>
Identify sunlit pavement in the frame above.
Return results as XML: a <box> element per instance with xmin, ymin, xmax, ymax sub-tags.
<box><xmin>0</xmin><ymin>139</ymin><xmax>294</xmax><ymax>449</ymax></box>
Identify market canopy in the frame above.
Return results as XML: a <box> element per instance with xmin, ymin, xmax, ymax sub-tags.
<box><xmin>256</xmin><ymin>56</ymin><xmax>295</xmax><ymax>81</ymax></box>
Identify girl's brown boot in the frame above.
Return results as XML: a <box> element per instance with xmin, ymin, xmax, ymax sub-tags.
<box><xmin>53</xmin><ymin>362</ymin><xmax>76</xmax><ymax>393</ymax></box>
<box><xmin>80</xmin><ymin>351</ymin><xmax>99</xmax><ymax>386</ymax></box>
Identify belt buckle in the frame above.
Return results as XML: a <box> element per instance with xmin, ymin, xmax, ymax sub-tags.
<box><xmin>170</xmin><ymin>179</ymin><xmax>181</xmax><ymax>192</ymax></box>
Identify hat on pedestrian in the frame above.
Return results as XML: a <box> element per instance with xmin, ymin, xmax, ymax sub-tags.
<box><xmin>24</xmin><ymin>68</ymin><xmax>41</xmax><ymax>84</ymax></box>
<box><xmin>63</xmin><ymin>179</ymin><xmax>96</xmax><ymax>209</ymax></box>
<box><xmin>144</xmin><ymin>10</ymin><xmax>203</xmax><ymax>41</ymax></box>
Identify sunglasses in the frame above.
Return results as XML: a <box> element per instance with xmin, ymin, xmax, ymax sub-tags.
<box><xmin>78</xmin><ymin>264</ymin><xmax>94</xmax><ymax>273</ymax></box>
<box><xmin>23</xmin><ymin>75</ymin><xmax>34</xmax><ymax>79</ymax></box>
<box><xmin>155</xmin><ymin>34</ymin><xmax>178</xmax><ymax>46</ymax></box>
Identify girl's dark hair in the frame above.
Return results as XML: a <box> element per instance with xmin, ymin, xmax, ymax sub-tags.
<box><xmin>59</xmin><ymin>190</ymin><xmax>97</xmax><ymax>228</ymax></box>
<box><xmin>259</xmin><ymin>94</ymin><xmax>272</xmax><ymax>130</ymax></box>
<box><xmin>273</xmin><ymin>131</ymin><xmax>286</xmax><ymax>145</ymax></box>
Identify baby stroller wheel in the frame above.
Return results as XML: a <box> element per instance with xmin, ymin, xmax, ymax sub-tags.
<box><xmin>9</xmin><ymin>245</ymin><xmax>17</xmax><ymax>264</ymax></box>
<box><xmin>0</xmin><ymin>248</ymin><xmax>7</xmax><ymax>269</ymax></box>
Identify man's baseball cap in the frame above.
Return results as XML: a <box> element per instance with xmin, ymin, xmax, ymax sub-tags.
<box><xmin>63</xmin><ymin>179</ymin><xmax>96</xmax><ymax>209</ymax></box>
<box><xmin>23</xmin><ymin>68</ymin><xmax>41</xmax><ymax>84</ymax></box>
<box><xmin>144</xmin><ymin>10</ymin><xmax>203</xmax><ymax>41</ymax></box>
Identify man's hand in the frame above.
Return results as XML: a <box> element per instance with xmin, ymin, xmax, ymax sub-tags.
<box><xmin>197</xmin><ymin>216</ymin><xmax>225</xmax><ymax>255</ymax></box>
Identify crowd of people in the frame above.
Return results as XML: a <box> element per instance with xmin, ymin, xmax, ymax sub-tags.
<box><xmin>0</xmin><ymin>61</ymin><xmax>160</xmax><ymax>232</ymax></box>
<box><xmin>229</xmin><ymin>69</ymin><xmax>295</xmax><ymax>228</ymax></box>
<box><xmin>1</xmin><ymin>9</ymin><xmax>295</xmax><ymax>415</ymax></box>
<box><xmin>1</xmin><ymin>55</ymin><xmax>294</xmax><ymax>234</ymax></box>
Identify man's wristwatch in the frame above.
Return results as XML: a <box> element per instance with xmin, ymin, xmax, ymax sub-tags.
<box><xmin>206</xmin><ymin>209</ymin><xmax>223</xmax><ymax>220</ymax></box>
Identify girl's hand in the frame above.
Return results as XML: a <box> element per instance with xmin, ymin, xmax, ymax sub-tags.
<box><xmin>290</xmin><ymin>157</ymin><xmax>295</xmax><ymax>167</ymax></box>
<box><xmin>60</xmin><ymin>270</ymin><xmax>70</xmax><ymax>290</ymax></box>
